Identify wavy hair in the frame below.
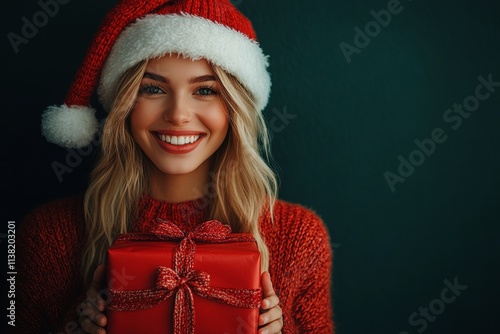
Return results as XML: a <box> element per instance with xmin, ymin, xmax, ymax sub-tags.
<box><xmin>82</xmin><ymin>58</ymin><xmax>277</xmax><ymax>287</ymax></box>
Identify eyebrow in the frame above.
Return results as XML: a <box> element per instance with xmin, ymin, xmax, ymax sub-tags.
<box><xmin>143</xmin><ymin>72</ymin><xmax>216</xmax><ymax>84</ymax></box>
<box><xmin>188</xmin><ymin>75</ymin><xmax>216</xmax><ymax>84</ymax></box>
<box><xmin>143</xmin><ymin>72</ymin><xmax>168</xmax><ymax>83</ymax></box>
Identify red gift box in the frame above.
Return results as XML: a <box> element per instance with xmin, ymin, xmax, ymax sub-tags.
<box><xmin>106</xmin><ymin>220</ymin><xmax>261</xmax><ymax>334</ymax></box>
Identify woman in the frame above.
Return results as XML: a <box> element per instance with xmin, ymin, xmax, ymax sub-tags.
<box><xmin>18</xmin><ymin>0</ymin><xmax>334</xmax><ymax>333</ymax></box>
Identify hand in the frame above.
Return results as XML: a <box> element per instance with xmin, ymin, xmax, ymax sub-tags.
<box><xmin>259</xmin><ymin>271</ymin><xmax>283</xmax><ymax>334</ymax></box>
<box><xmin>79</xmin><ymin>264</ymin><xmax>108</xmax><ymax>334</ymax></box>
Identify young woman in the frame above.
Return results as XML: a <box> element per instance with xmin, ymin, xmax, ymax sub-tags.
<box><xmin>17</xmin><ymin>0</ymin><xmax>334</xmax><ymax>333</ymax></box>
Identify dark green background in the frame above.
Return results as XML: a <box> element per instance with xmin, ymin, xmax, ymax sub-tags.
<box><xmin>2</xmin><ymin>1</ymin><xmax>499</xmax><ymax>333</ymax></box>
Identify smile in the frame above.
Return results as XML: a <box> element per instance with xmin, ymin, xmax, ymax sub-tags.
<box><xmin>152</xmin><ymin>131</ymin><xmax>205</xmax><ymax>154</ymax></box>
<box><xmin>156</xmin><ymin>134</ymin><xmax>201</xmax><ymax>146</ymax></box>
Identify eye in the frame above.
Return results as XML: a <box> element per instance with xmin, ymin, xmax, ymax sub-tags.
<box><xmin>138</xmin><ymin>84</ymin><xmax>165</xmax><ymax>95</ymax></box>
<box><xmin>195</xmin><ymin>86</ymin><xmax>218</xmax><ymax>96</ymax></box>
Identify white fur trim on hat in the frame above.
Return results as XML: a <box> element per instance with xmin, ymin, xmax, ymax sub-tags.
<box><xmin>98</xmin><ymin>13</ymin><xmax>271</xmax><ymax>111</ymax></box>
<box><xmin>41</xmin><ymin>105</ymin><xmax>99</xmax><ymax>148</ymax></box>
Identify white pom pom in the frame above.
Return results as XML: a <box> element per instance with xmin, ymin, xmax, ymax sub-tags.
<box><xmin>41</xmin><ymin>104</ymin><xmax>99</xmax><ymax>148</ymax></box>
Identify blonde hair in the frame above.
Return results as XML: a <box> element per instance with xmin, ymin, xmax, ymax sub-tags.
<box><xmin>82</xmin><ymin>59</ymin><xmax>277</xmax><ymax>287</ymax></box>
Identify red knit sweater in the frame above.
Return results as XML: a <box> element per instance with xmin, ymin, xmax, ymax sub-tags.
<box><xmin>17</xmin><ymin>195</ymin><xmax>334</xmax><ymax>333</ymax></box>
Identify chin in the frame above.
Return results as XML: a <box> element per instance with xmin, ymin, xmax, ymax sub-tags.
<box><xmin>154</xmin><ymin>161</ymin><xmax>204</xmax><ymax>176</ymax></box>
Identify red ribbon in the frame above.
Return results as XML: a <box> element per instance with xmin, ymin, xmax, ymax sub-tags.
<box><xmin>108</xmin><ymin>220</ymin><xmax>261</xmax><ymax>334</ymax></box>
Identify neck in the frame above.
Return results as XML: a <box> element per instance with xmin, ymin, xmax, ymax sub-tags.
<box><xmin>148</xmin><ymin>159</ymin><xmax>213</xmax><ymax>203</ymax></box>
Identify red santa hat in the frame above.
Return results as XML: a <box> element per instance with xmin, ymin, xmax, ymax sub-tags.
<box><xmin>41</xmin><ymin>0</ymin><xmax>271</xmax><ymax>148</ymax></box>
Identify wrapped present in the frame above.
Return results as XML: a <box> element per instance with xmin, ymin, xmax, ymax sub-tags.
<box><xmin>106</xmin><ymin>220</ymin><xmax>261</xmax><ymax>334</ymax></box>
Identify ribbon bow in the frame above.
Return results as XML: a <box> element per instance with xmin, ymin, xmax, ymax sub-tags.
<box><xmin>152</xmin><ymin>219</ymin><xmax>232</xmax><ymax>277</ymax></box>
<box><xmin>108</xmin><ymin>220</ymin><xmax>261</xmax><ymax>334</ymax></box>
<box><xmin>151</xmin><ymin>219</ymin><xmax>232</xmax><ymax>242</ymax></box>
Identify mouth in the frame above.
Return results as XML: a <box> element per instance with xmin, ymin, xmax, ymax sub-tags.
<box><xmin>155</xmin><ymin>133</ymin><xmax>202</xmax><ymax>146</ymax></box>
<box><xmin>152</xmin><ymin>131</ymin><xmax>206</xmax><ymax>154</ymax></box>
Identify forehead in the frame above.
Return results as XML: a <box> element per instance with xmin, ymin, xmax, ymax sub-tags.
<box><xmin>145</xmin><ymin>54</ymin><xmax>212</xmax><ymax>75</ymax></box>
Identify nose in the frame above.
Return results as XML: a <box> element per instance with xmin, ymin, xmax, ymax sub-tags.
<box><xmin>163</xmin><ymin>93</ymin><xmax>192</xmax><ymax>125</ymax></box>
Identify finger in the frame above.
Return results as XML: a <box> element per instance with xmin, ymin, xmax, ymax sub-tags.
<box><xmin>261</xmin><ymin>294</ymin><xmax>279</xmax><ymax>310</ymax></box>
<box><xmin>261</xmin><ymin>272</ymin><xmax>280</xmax><ymax>310</ymax></box>
<box><xmin>85</xmin><ymin>289</ymin><xmax>104</xmax><ymax>311</ymax></box>
<box><xmin>80</xmin><ymin>316</ymin><xmax>107</xmax><ymax>334</ymax></box>
<box><xmin>78</xmin><ymin>301</ymin><xmax>107</xmax><ymax>327</ymax></box>
<box><xmin>87</xmin><ymin>265</ymin><xmax>107</xmax><ymax>311</ymax></box>
<box><xmin>259</xmin><ymin>305</ymin><xmax>282</xmax><ymax>326</ymax></box>
<box><xmin>93</xmin><ymin>264</ymin><xmax>106</xmax><ymax>288</ymax></box>
<box><xmin>258</xmin><ymin>318</ymin><xmax>283</xmax><ymax>334</ymax></box>
<box><xmin>261</xmin><ymin>271</ymin><xmax>274</xmax><ymax>297</ymax></box>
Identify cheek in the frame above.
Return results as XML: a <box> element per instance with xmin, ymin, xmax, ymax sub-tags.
<box><xmin>129</xmin><ymin>111</ymin><xmax>142</xmax><ymax>140</ymax></box>
<box><xmin>129</xmin><ymin>104</ymin><xmax>153</xmax><ymax>138</ymax></box>
<box><xmin>202</xmin><ymin>104</ymin><xmax>229</xmax><ymax>137</ymax></box>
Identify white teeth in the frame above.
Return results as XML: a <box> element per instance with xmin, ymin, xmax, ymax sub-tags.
<box><xmin>157</xmin><ymin>134</ymin><xmax>201</xmax><ymax>145</ymax></box>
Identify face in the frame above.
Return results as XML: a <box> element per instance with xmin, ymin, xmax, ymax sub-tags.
<box><xmin>129</xmin><ymin>54</ymin><xmax>229</xmax><ymax>176</ymax></box>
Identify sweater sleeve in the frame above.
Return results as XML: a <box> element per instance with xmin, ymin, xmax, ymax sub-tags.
<box><xmin>263</xmin><ymin>201</ymin><xmax>335</xmax><ymax>333</ymax></box>
<box><xmin>291</xmin><ymin>213</ymin><xmax>334</xmax><ymax>333</ymax></box>
<box><xmin>17</xmin><ymin>198</ymin><xmax>86</xmax><ymax>333</ymax></box>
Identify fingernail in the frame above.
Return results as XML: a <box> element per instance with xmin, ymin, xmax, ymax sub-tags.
<box><xmin>261</xmin><ymin>330</ymin><xmax>269</xmax><ymax>334</ymax></box>
<box><xmin>263</xmin><ymin>299</ymin><xmax>270</xmax><ymax>308</ymax></box>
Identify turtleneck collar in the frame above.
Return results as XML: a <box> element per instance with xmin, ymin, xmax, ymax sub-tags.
<box><xmin>133</xmin><ymin>194</ymin><xmax>210</xmax><ymax>232</ymax></box>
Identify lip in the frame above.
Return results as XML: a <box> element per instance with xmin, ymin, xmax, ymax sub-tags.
<box><xmin>155</xmin><ymin>130</ymin><xmax>205</xmax><ymax>136</ymax></box>
<box><xmin>152</xmin><ymin>131</ymin><xmax>205</xmax><ymax>154</ymax></box>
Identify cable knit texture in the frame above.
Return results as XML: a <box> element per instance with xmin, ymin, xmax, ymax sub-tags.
<box><xmin>17</xmin><ymin>195</ymin><xmax>334</xmax><ymax>333</ymax></box>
